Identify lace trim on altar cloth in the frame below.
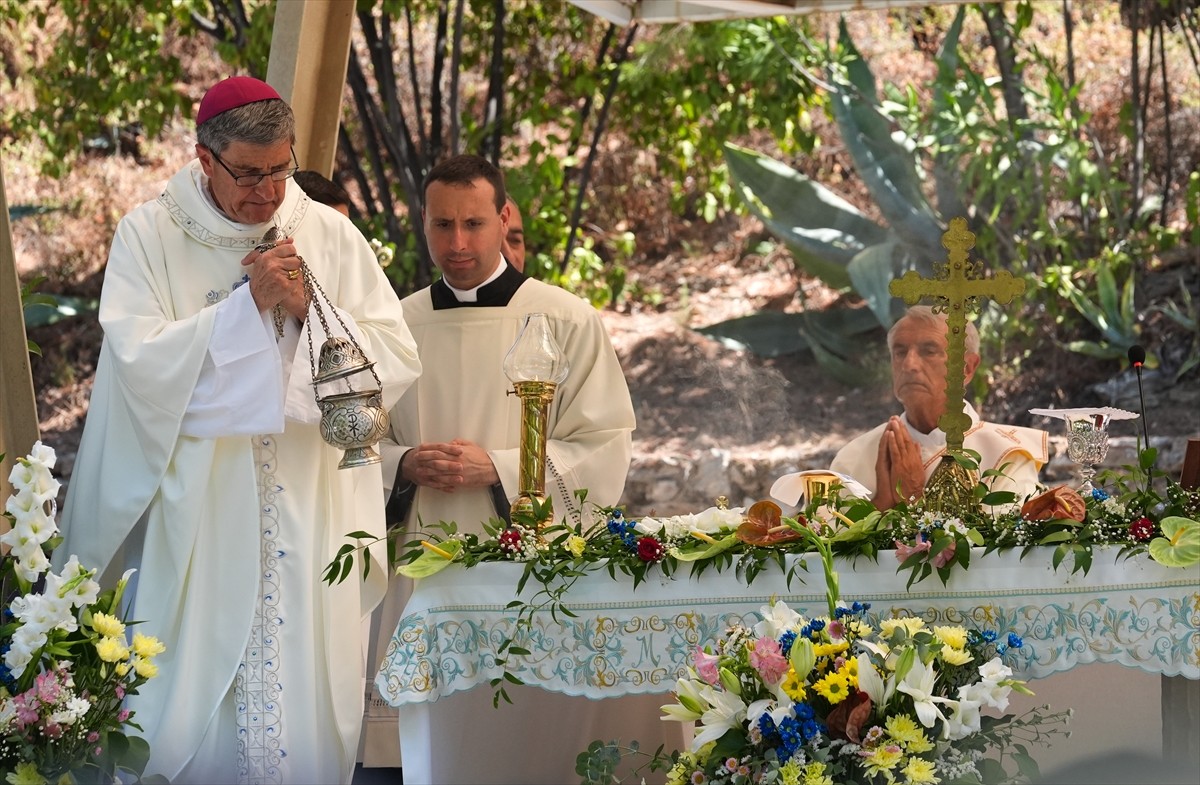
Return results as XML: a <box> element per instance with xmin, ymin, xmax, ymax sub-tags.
<box><xmin>236</xmin><ymin>436</ymin><xmax>286</xmax><ymax>785</ymax></box>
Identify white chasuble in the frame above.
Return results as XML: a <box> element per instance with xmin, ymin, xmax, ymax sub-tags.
<box><xmin>58</xmin><ymin>160</ymin><xmax>421</xmax><ymax>784</ymax></box>
<box><xmin>831</xmin><ymin>402</ymin><xmax>1049</xmax><ymax>507</ymax></box>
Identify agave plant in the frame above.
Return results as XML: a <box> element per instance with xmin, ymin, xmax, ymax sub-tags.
<box><xmin>707</xmin><ymin>12</ymin><xmax>974</xmax><ymax>375</ymax></box>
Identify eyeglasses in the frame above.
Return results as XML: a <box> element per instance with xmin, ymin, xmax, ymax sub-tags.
<box><xmin>208</xmin><ymin>146</ymin><xmax>298</xmax><ymax>188</ymax></box>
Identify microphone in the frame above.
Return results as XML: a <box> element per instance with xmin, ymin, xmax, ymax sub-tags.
<box><xmin>1127</xmin><ymin>344</ymin><xmax>1151</xmax><ymax>452</ymax></box>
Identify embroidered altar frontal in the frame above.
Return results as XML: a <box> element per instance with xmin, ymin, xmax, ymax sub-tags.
<box><xmin>375</xmin><ymin>548</ymin><xmax>1200</xmax><ymax>706</ymax></box>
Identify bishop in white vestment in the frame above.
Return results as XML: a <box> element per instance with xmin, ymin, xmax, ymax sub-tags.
<box><xmin>58</xmin><ymin>78</ymin><xmax>422</xmax><ymax>784</ymax></box>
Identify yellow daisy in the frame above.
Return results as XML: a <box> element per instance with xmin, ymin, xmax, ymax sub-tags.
<box><xmin>132</xmin><ymin>632</ymin><xmax>166</xmax><ymax>659</ymax></box>
<box><xmin>879</xmin><ymin>617</ymin><xmax>926</xmax><ymax>638</ymax></box>
<box><xmin>884</xmin><ymin>715</ymin><xmax>925</xmax><ymax>745</ymax></box>
<box><xmin>782</xmin><ymin>669</ymin><xmax>808</xmax><ymax>701</ymax></box>
<box><xmin>813</xmin><ymin>670</ymin><xmax>851</xmax><ymax>704</ymax></box>
<box><xmin>95</xmin><ymin>636</ymin><xmax>130</xmax><ymax>663</ymax></box>
<box><xmin>863</xmin><ymin>745</ymin><xmax>904</xmax><ymax>778</ymax></box>
<box><xmin>803</xmin><ymin>762</ymin><xmax>834</xmax><ymax>785</ymax></box>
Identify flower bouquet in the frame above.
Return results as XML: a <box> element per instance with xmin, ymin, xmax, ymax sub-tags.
<box><xmin>579</xmin><ymin>520</ymin><xmax>1072</xmax><ymax>785</ymax></box>
<box><xmin>643</xmin><ymin>601</ymin><xmax>1071</xmax><ymax>785</ymax></box>
<box><xmin>1</xmin><ymin>443</ymin><xmax>165</xmax><ymax>784</ymax></box>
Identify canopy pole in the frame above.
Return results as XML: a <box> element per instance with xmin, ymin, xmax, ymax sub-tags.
<box><xmin>266</xmin><ymin>0</ymin><xmax>356</xmax><ymax>177</ymax></box>
<box><xmin>0</xmin><ymin>152</ymin><xmax>41</xmax><ymax>499</ymax></box>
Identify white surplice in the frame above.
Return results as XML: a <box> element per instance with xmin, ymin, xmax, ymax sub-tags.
<box><xmin>58</xmin><ymin>160</ymin><xmax>422</xmax><ymax>784</ymax></box>
<box><xmin>365</xmin><ymin>272</ymin><xmax>683</xmax><ymax>783</ymax></box>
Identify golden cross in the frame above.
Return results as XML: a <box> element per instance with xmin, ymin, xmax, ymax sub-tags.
<box><xmin>888</xmin><ymin>217</ymin><xmax>1024</xmax><ymax>453</ymax></box>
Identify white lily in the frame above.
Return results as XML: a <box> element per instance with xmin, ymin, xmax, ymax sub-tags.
<box><xmin>855</xmin><ymin>652</ymin><xmax>894</xmax><ymax>705</ymax></box>
<box><xmin>662</xmin><ymin>677</ymin><xmax>707</xmax><ymax>722</ymax></box>
<box><xmin>896</xmin><ymin>657</ymin><xmax>951</xmax><ymax>729</ymax></box>
<box><xmin>943</xmin><ymin>695</ymin><xmax>982</xmax><ymax>740</ymax></box>
<box><xmin>692</xmin><ymin>686</ymin><xmax>747</xmax><ymax>749</ymax></box>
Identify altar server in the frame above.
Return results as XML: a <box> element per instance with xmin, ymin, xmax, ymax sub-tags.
<box><xmin>57</xmin><ymin>76</ymin><xmax>422</xmax><ymax>783</ymax></box>
<box><xmin>374</xmin><ymin>154</ymin><xmax>680</xmax><ymax>783</ymax></box>
<box><xmin>831</xmin><ymin>305</ymin><xmax>1047</xmax><ymax>510</ymax></box>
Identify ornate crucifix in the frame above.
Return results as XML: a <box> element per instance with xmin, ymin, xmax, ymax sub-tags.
<box><xmin>889</xmin><ymin>217</ymin><xmax>1025</xmax><ymax>512</ymax></box>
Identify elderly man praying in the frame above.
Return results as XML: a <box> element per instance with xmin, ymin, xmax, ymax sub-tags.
<box><xmin>831</xmin><ymin>305</ymin><xmax>1047</xmax><ymax>510</ymax></box>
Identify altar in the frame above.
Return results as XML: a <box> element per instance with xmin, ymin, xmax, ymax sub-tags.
<box><xmin>376</xmin><ymin>548</ymin><xmax>1200</xmax><ymax>783</ymax></box>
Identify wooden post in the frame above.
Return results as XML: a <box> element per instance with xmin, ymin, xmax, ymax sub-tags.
<box><xmin>266</xmin><ymin>0</ymin><xmax>356</xmax><ymax>177</ymax></box>
<box><xmin>0</xmin><ymin>152</ymin><xmax>41</xmax><ymax>501</ymax></box>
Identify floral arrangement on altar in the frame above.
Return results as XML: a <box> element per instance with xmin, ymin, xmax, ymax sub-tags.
<box><xmin>326</xmin><ymin>448</ymin><xmax>1199</xmax><ymax>592</ymax></box>
<box><xmin>576</xmin><ymin>528</ymin><xmax>1072</xmax><ymax>785</ymax></box>
<box><xmin>1</xmin><ymin>443</ymin><xmax>165</xmax><ymax>784</ymax></box>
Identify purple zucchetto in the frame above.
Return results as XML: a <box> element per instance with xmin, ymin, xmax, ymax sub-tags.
<box><xmin>196</xmin><ymin>76</ymin><xmax>283</xmax><ymax>127</ymax></box>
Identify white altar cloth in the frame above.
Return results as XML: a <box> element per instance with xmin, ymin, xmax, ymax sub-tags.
<box><xmin>376</xmin><ymin>548</ymin><xmax>1199</xmax><ymax>783</ymax></box>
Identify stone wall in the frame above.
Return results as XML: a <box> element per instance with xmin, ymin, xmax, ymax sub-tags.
<box><xmin>622</xmin><ymin>436</ymin><xmax>1192</xmax><ymax>515</ymax></box>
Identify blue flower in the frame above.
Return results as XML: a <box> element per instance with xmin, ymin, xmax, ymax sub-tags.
<box><xmin>1092</xmin><ymin>488</ymin><xmax>1110</xmax><ymax>501</ymax></box>
<box><xmin>777</xmin><ymin>716</ymin><xmax>804</xmax><ymax>760</ymax></box>
<box><xmin>1007</xmin><ymin>632</ymin><xmax>1024</xmax><ymax>649</ymax></box>
<box><xmin>779</xmin><ymin>630</ymin><xmax>797</xmax><ymax>657</ymax></box>
<box><xmin>800</xmin><ymin>718</ymin><xmax>824</xmax><ymax>741</ymax></box>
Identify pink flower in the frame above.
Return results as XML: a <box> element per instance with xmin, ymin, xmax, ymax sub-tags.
<box><xmin>87</xmin><ymin>731</ymin><xmax>100</xmax><ymax>743</ymax></box>
<box><xmin>933</xmin><ymin>539</ymin><xmax>958</xmax><ymax>568</ymax></box>
<box><xmin>895</xmin><ymin>535</ymin><xmax>956</xmax><ymax>568</ymax></box>
<box><xmin>35</xmin><ymin>670</ymin><xmax>61</xmax><ymax>703</ymax></box>
<box><xmin>117</xmin><ymin>708</ymin><xmax>131</xmax><ymax>722</ymax></box>
<box><xmin>115</xmin><ymin>685</ymin><xmax>126</xmax><ymax>700</ymax></box>
<box><xmin>749</xmin><ymin>637</ymin><xmax>789</xmax><ymax>684</ymax></box>
<box><xmin>13</xmin><ymin>695</ymin><xmax>39</xmax><ymax>729</ymax></box>
<box><xmin>43</xmin><ymin>721</ymin><xmax>63</xmax><ymax>739</ymax></box>
<box><xmin>894</xmin><ymin>538</ymin><xmax>931</xmax><ymax>563</ymax></box>
<box><xmin>693</xmin><ymin>649</ymin><xmax>720</xmax><ymax>685</ymax></box>
<box><xmin>827</xmin><ymin>620</ymin><xmax>846</xmax><ymax>640</ymax></box>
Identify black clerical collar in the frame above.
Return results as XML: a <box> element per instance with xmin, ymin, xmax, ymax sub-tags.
<box><xmin>431</xmin><ymin>263</ymin><xmax>526</xmax><ymax>309</ymax></box>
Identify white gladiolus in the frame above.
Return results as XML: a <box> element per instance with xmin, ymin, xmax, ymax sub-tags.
<box><xmin>46</xmin><ymin>555</ymin><xmax>102</xmax><ymax>608</ymax></box>
<box><xmin>943</xmin><ymin>696</ymin><xmax>982</xmax><ymax>740</ymax></box>
<box><xmin>977</xmin><ymin>656</ymin><xmax>1013</xmax><ymax>684</ymax></box>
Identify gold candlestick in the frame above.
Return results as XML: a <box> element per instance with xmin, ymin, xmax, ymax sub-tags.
<box><xmin>503</xmin><ymin>313</ymin><xmax>570</xmax><ymax>530</ymax></box>
<box><xmin>510</xmin><ymin>380</ymin><xmax>558</xmax><ymax>522</ymax></box>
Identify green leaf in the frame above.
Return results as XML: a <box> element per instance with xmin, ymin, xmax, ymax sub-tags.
<box><xmin>723</xmin><ymin>142</ymin><xmax>888</xmax><ymax>288</ymax></box>
<box><xmin>695</xmin><ymin>306</ymin><xmax>879</xmax><ymax>359</ymax></box>
<box><xmin>829</xmin><ymin>19</ymin><xmax>942</xmax><ymax>254</ymax></box>
<box><xmin>847</xmin><ymin>241</ymin><xmax>901</xmax><ymax>327</ymax></box>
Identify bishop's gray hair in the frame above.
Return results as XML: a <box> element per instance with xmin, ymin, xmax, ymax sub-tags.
<box><xmin>888</xmin><ymin>304</ymin><xmax>981</xmax><ymax>357</ymax></box>
<box><xmin>196</xmin><ymin>99</ymin><xmax>295</xmax><ymax>154</ymax></box>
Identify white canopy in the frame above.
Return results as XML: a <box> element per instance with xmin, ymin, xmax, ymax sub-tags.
<box><xmin>567</xmin><ymin>0</ymin><xmax>979</xmax><ymax>26</ymax></box>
